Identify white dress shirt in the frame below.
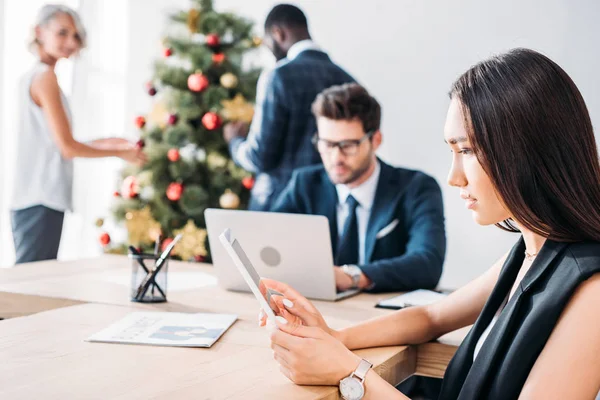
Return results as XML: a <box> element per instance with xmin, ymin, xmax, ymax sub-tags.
<box><xmin>286</xmin><ymin>39</ymin><xmax>321</xmax><ymax>60</ymax></box>
<box><xmin>335</xmin><ymin>162</ymin><xmax>381</xmax><ymax>265</ymax></box>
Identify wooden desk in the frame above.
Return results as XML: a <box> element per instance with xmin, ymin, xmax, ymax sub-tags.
<box><xmin>0</xmin><ymin>256</ymin><xmax>465</xmax><ymax>398</ymax></box>
<box><xmin>0</xmin><ymin>303</ymin><xmax>416</xmax><ymax>400</ymax></box>
<box><xmin>0</xmin><ymin>256</ymin><xmax>405</xmax><ymax>326</ymax></box>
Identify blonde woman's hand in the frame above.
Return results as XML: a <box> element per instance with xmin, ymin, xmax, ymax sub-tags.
<box><xmin>270</xmin><ymin>318</ymin><xmax>361</xmax><ymax>385</ymax></box>
<box><xmin>258</xmin><ymin>279</ymin><xmax>333</xmax><ymax>336</ymax></box>
<box><xmin>119</xmin><ymin>147</ymin><xmax>147</xmax><ymax>166</ymax></box>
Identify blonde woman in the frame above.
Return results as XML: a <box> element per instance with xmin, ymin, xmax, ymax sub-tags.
<box><xmin>11</xmin><ymin>4</ymin><xmax>145</xmax><ymax>264</ymax></box>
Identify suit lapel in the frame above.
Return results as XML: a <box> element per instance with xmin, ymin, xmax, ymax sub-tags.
<box><xmin>317</xmin><ymin>169</ymin><xmax>339</xmax><ymax>256</ymax></box>
<box><xmin>364</xmin><ymin>161</ymin><xmax>400</xmax><ymax>261</ymax></box>
<box><xmin>520</xmin><ymin>239</ymin><xmax>569</xmax><ymax>292</ymax></box>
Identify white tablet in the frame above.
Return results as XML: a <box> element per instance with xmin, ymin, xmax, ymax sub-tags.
<box><xmin>218</xmin><ymin>228</ymin><xmax>282</xmax><ymax>327</ymax></box>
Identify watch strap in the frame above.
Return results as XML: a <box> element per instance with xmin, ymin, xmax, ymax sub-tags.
<box><xmin>342</xmin><ymin>264</ymin><xmax>361</xmax><ymax>288</ymax></box>
<box><xmin>352</xmin><ymin>359</ymin><xmax>373</xmax><ymax>382</ymax></box>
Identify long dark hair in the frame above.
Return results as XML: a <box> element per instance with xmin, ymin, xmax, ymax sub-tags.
<box><xmin>450</xmin><ymin>48</ymin><xmax>600</xmax><ymax>242</ymax></box>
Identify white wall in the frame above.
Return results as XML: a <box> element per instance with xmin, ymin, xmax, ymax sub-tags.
<box><xmin>126</xmin><ymin>0</ymin><xmax>600</xmax><ymax>288</ymax></box>
<box><xmin>60</xmin><ymin>0</ymin><xmax>130</xmax><ymax>261</ymax></box>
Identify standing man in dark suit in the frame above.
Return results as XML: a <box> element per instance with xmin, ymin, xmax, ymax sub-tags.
<box><xmin>272</xmin><ymin>83</ymin><xmax>446</xmax><ymax>292</ymax></box>
<box><xmin>223</xmin><ymin>4</ymin><xmax>355</xmax><ymax>211</ymax></box>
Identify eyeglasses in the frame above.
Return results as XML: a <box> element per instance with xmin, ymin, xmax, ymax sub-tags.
<box><xmin>312</xmin><ymin>131</ymin><xmax>375</xmax><ymax>156</ymax></box>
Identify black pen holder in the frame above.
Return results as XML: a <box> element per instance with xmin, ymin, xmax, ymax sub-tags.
<box><xmin>129</xmin><ymin>253</ymin><xmax>169</xmax><ymax>303</ymax></box>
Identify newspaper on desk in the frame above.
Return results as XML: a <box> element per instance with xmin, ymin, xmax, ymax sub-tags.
<box><xmin>87</xmin><ymin>311</ymin><xmax>237</xmax><ymax>348</ymax></box>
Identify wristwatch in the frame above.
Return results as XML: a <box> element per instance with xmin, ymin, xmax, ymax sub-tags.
<box><xmin>341</xmin><ymin>264</ymin><xmax>362</xmax><ymax>288</ymax></box>
<box><xmin>339</xmin><ymin>358</ymin><xmax>373</xmax><ymax>400</ymax></box>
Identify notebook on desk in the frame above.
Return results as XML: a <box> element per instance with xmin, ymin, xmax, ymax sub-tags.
<box><xmin>87</xmin><ymin>311</ymin><xmax>237</xmax><ymax>348</ymax></box>
<box><xmin>375</xmin><ymin>289</ymin><xmax>448</xmax><ymax>310</ymax></box>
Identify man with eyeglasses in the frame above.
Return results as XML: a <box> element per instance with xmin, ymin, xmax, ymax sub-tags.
<box><xmin>272</xmin><ymin>83</ymin><xmax>446</xmax><ymax>292</ymax></box>
<box><xmin>223</xmin><ymin>4</ymin><xmax>355</xmax><ymax>211</ymax></box>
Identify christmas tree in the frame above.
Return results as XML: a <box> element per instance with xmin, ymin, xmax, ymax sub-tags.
<box><xmin>98</xmin><ymin>0</ymin><xmax>261</xmax><ymax>262</ymax></box>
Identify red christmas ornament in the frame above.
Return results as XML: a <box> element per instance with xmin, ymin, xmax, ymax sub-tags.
<box><xmin>148</xmin><ymin>87</ymin><xmax>157</xmax><ymax>96</ymax></box>
<box><xmin>194</xmin><ymin>255</ymin><xmax>206</xmax><ymax>262</ymax></box>
<box><xmin>206</xmin><ymin>34</ymin><xmax>220</xmax><ymax>47</ymax></box>
<box><xmin>135</xmin><ymin>139</ymin><xmax>145</xmax><ymax>149</ymax></box>
<box><xmin>167</xmin><ymin>114</ymin><xmax>178</xmax><ymax>125</ymax></box>
<box><xmin>187</xmin><ymin>73</ymin><xmax>209</xmax><ymax>92</ymax></box>
<box><xmin>202</xmin><ymin>112</ymin><xmax>222</xmax><ymax>130</ymax></box>
<box><xmin>164</xmin><ymin>47</ymin><xmax>173</xmax><ymax>57</ymax></box>
<box><xmin>99</xmin><ymin>232</ymin><xmax>111</xmax><ymax>247</ymax></box>
<box><xmin>212</xmin><ymin>53</ymin><xmax>226</xmax><ymax>64</ymax></box>
<box><xmin>135</xmin><ymin>116</ymin><xmax>146</xmax><ymax>129</ymax></box>
<box><xmin>166</xmin><ymin>182</ymin><xmax>184</xmax><ymax>201</ymax></box>
<box><xmin>161</xmin><ymin>237</ymin><xmax>174</xmax><ymax>252</ymax></box>
<box><xmin>242</xmin><ymin>176</ymin><xmax>255</xmax><ymax>190</ymax></box>
<box><xmin>113</xmin><ymin>191</ymin><xmax>121</xmax><ymax>197</ymax></box>
<box><xmin>121</xmin><ymin>176</ymin><xmax>139</xmax><ymax>199</ymax></box>
<box><xmin>167</xmin><ymin>148</ymin><xmax>180</xmax><ymax>162</ymax></box>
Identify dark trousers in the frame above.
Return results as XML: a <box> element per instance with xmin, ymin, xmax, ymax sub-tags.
<box><xmin>11</xmin><ymin>205</ymin><xmax>64</xmax><ymax>264</ymax></box>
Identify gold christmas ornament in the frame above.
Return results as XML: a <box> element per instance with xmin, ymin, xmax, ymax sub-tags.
<box><xmin>148</xmin><ymin>101</ymin><xmax>170</xmax><ymax>129</ymax></box>
<box><xmin>172</xmin><ymin>220</ymin><xmax>207</xmax><ymax>260</ymax></box>
<box><xmin>220</xmin><ymin>72</ymin><xmax>238</xmax><ymax>89</ymax></box>
<box><xmin>95</xmin><ymin>218</ymin><xmax>104</xmax><ymax>228</ymax></box>
<box><xmin>187</xmin><ymin>9</ymin><xmax>200</xmax><ymax>33</ymax></box>
<box><xmin>219</xmin><ymin>189</ymin><xmax>240</xmax><ymax>209</ymax></box>
<box><xmin>207</xmin><ymin>152</ymin><xmax>228</xmax><ymax>169</ymax></box>
<box><xmin>220</xmin><ymin>94</ymin><xmax>254</xmax><ymax>123</ymax></box>
<box><xmin>252</xmin><ymin>36</ymin><xmax>263</xmax><ymax>47</ymax></box>
<box><xmin>124</xmin><ymin>206</ymin><xmax>162</xmax><ymax>246</ymax></box>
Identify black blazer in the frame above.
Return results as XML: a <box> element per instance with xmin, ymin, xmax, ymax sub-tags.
<box><xmin>271</xmin><ymin>159</ymin><xmax>446</xmax><ymax>292</ymax></box>
<box><xmin>439</xmin><ymin>238</ymin><xmax>600</xmax><ymax>399</ymax></box>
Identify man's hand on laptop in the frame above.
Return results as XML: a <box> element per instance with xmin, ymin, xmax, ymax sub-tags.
<box><xmin>334</xmin><ymin>266</ymin><xmax>354</xmax><ymax>291</ymax></box>
<box><xmin>334</xmin><ymin>266</ymin><xmax>373</xmax><ymax>291</ymax></box>
<box><xmin>258</xmin><ymin>279</ymin><xmax>333</xmax><ymax>336</ymax></box>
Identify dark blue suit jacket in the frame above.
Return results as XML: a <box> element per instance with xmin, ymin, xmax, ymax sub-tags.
<box><xmin>229</xmin><ymin>50</ymin><xmax>355</xmax><ymax>211</ymax></box>
<box><xmin>272</xmin><ymin>160</ymin><xmax>446</xmax><ymax>292</ymax></box>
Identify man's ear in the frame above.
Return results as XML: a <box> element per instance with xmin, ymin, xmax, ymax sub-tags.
<box><xmin>372</xmin><ymin>130</ymin><xmax>383</xmax><ymax>151</ymax></box>
<box><xmin>271</xmin><ymin>25</ymin><xmax>286</xmax><ymax>43</ymax></box>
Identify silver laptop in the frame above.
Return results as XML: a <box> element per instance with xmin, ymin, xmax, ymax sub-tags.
<box><xmin>205</xmin><ymin>208</ymin><xmax>360</xmax><ymax>301</ymax></box>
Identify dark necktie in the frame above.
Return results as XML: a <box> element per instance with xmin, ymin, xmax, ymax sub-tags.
<box><xmin>335</xmin><ymin>195</ymin><xmax>359</xmax><ymax>266</ymax></box>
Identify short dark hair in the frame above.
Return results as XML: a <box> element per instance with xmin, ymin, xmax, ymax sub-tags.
<box><xmin>311</xmin><ymin>83</ymin><xmax>381</xmax><ymax>134</ymax></box>
<box><xmin>264</xmin><ymin>4</ymin><xmax>308</xmax><ymax>31</ymax></box>
<box><xmin>451</xmin><ymin>48</ymin><xmax>600</xmax><ymax>242</ymax></box>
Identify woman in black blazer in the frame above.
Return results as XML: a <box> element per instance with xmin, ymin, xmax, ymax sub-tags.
<box><xmin>260</xmin><ymin>48</ymin><xmax>600</xmax><ymax>399</ymax></box>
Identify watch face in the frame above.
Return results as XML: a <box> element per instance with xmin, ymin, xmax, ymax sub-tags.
<box><xmin>340</xmin><ymin>377</ymin><xmax>365</xmax><ymax>400</ymax></box>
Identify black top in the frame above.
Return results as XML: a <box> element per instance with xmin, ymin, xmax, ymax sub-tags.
<box><xmin>439</xmin><ymin>238</ymin><xmax>600</xmax><ymax>399</ymax></box>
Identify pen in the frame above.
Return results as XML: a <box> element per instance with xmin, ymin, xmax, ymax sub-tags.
<box><xmin>152</xmin><ymin>236</ymin><xmax>161</xmax><ymax>298</ymax></box>
<box><xmin>135</xmin><ymin>234</ymin><xmax>182</xmax><ymax>300</ymax></box>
